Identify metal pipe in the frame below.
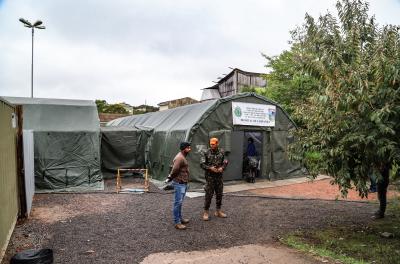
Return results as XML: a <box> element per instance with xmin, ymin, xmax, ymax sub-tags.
<box><xmin>31</xmin><ymin>27</ymin><xmax>34</xmax><ymax>98</ymax></box>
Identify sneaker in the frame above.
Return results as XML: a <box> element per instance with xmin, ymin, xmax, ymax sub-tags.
<box><xmin>202</xmin><ymin>211</ymin><xmax>210</xmax><ymax>221</ymax></box>
<box><xmin>175</xmin><ymin>223</ymin><xmax>187</xmax><ymax>230</ymax></box>
<box><xmin>214</xmin><ymin>210</ymin><xmax>227</xmax><ymax>218</ymax></box>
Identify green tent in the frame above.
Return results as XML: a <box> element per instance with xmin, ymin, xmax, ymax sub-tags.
<box><xmin>2</xmin><ymin>97</ymin><xmax>103</xmax><ymax>192</ymax></box>
<box><xmin>100</xmin><ymin>126</ymin><xmax>150</xmax><ymax>179</ymax></box>
<box><xmin>107</xmin><ymin>93</ymin><xmax>303</xmax><ymax>184</ymax></box>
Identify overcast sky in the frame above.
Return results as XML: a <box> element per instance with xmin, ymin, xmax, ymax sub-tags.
<box><xmin>1</xmin><ymin>0</ymin><xmax>399</xmax><ymax>106</ymax></box>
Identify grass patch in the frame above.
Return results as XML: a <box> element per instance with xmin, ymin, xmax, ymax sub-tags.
<box><xmin>281</xmin><ymin>198</ymin><xmax>400</xmax><ymax>264</ymax></box>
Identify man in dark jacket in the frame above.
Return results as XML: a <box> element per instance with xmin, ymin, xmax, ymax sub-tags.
<box><xmin>200</xmin><ymin>137</ymin><xmax>228</xmax><ymax>221</ymax></box>
<box><xmin>166</xmin><ymin>141</ymin><xmax>191</xmax><ymax>230</ymax></box>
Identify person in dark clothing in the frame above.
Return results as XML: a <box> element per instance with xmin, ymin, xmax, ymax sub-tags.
<box><xmin>200</xmin><ymin>137</ymin><xmax>228</xmax><ymax>221</ymax></box>
<box><xmin>246</xmin><ymin>137</ymin><xmax>257</xmax><ymax>157</ymax></box>
<box><xmin>165</xmin><ymin>141</ymin><xmax>191</xmax><ymax>229</ymax></box>
<box><xmin>245</xmin><ymin>137</ymin><xmax>258</xmax><ymax>183</ymax></box>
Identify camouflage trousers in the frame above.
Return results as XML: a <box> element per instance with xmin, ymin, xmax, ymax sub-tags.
<box><xmin>204</xmin><ymin>175</ymin><xmax>224</xmax><ymax>210</ymax></box>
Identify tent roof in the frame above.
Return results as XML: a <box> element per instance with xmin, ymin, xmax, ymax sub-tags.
<box><xmin>100</xmin><ymin>126</ymin><xmax>140</xmax><ymax>132</ymax></box>
<box><xmin>107</xmin><ymin>99</ymin><xmax>217</xmax><ymax>132</ymax></box>
<box><xmin>1</xmin><ymin>96</ymin><xmax>99</xmax><ymax>131</ymax></box>
<box><xmin>107</xmin><ymin>93</ymin><xmax>296</xmax><ymax>132</ymax></box>
<box><xmin>1</xmin><ymin>96</ymin><xmax>95</xmax><ymax>106</ymax></box>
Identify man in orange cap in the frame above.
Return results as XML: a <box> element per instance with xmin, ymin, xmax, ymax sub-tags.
<box><xmin>200</xmin><ymin>137</ymin><xmax>228</xmax><ymax>221</ymax></box>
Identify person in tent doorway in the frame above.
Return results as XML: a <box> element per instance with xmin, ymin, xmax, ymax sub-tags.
<box><xmin>200</xmin><ymin>137</ymin><xmax>228</xmax><ymax>221</ymax></box>
<box><xmin>165</xmin><ymin>141</ymin><xmax>191</xmax><ymax>230</ymax></box>
<box><xmin>246</xmin><ymin>137</ymin><xmax>258</xmax><ymax>183</ymax></box>
<box><xmin>247</xmin><ymin>137</ymin><xmax>257</xmax><ymax>157</ymax></box>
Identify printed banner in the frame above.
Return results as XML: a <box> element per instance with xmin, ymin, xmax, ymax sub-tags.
<box><xmin>232</xmin><ymin>102</ymin><xmax>276</xmax><ymax>127</ymax></box>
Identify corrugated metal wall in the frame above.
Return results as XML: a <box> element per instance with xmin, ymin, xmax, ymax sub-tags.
<box><xmin>0</xmin><ymin>99</ymin><xmax>18</xmax><ymax>260</ymax></box>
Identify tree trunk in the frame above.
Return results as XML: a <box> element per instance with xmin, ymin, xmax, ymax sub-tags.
<box><xmin>377</xmin><ymin>165</ymin><xmax>390</xmax><ymax>216</ymax></box>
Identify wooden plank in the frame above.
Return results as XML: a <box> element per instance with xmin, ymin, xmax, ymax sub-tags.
<box><xmin>15</xmin><ymin>105</ymin><xmax>27</xmax><ymax>218</ymax></box>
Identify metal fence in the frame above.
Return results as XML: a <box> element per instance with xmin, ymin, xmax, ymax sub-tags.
<box><xmin>0</xmin><ymin>99</ymin><xmax>18</xmax><ymax>261</ymax></box>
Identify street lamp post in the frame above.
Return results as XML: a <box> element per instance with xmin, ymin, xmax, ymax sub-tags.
<box><xmin>19</xmin><ymin>18</ymin><xmax>45</xmax><ymax>98</ymax></box>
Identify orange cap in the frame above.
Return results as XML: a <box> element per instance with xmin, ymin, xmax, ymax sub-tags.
<box><xmin>210</xmin><ymin>138</ymin><xmax>219</xmax><ymax>145</ymax></box>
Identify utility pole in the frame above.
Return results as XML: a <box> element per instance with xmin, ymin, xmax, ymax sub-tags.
<box><xmin>19</xmin><ymin>18</ymin><xmax>46</xmax><ymax>98</ymax></box>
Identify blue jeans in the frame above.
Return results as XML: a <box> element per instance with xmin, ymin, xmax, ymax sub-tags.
<box><xmin>172</xmin><ymin>181</ymin><xmax>187</xmax><ymax>224</ymax></box>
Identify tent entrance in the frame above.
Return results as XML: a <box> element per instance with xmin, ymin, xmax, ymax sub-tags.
<box><xmin>217</xmin><ymin>130</ymin><xmax>263</xmax><ymax>181</ymax></box>
<box><xmin>243</xmin><ymin>131</ymin><xmax>263</xmax><ymax>180</ymax></box>
<box><xmin>220</xmin><ymin>131</ymin><xmax>243</xmax><ymax>181</ymax></box>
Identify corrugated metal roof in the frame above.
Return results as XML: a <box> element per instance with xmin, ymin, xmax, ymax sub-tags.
<box><xmin>200</xmin><ymin>88</ymin><xmax>221</xmax><ymax>101</ymax></box>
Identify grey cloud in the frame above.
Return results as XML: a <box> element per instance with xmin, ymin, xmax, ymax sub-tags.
<box><xmin>1</xmin><ymin>0</ymin><xmax>399</xmax><ymax>105</ymax></box>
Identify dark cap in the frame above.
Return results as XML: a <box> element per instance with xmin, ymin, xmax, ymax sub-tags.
<box><xmin>179</xmin><ymin>141</ymin><xmax>191</xmax><ymax>150</ymax></box>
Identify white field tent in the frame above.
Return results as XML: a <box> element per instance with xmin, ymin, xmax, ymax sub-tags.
<box><xmin>2</xmin><ymin>97</ymin><xmax>103</xmax><ymax>192</ymax></box>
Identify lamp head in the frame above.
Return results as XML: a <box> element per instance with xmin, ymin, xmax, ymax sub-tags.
<box><xmin>33</xmin><ymin>20</ymin><xmax>42</xmax><ymax>27</ymax></box>
<box><xmin>19</xmin><ymin>18</ymin><xmax>32</xmax><ymax>27</ymax></box>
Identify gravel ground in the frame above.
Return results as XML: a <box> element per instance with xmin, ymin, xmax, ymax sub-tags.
<box><xmin>2</xmin><ymin>179</ymin><xmax>377</xmax><ymax>264</ymax></box>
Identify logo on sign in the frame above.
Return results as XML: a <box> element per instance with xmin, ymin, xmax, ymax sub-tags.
<box><xmin>234</xmin><ymin>106</ymin><xmax>242</xmax><ymax>117</ymax></box>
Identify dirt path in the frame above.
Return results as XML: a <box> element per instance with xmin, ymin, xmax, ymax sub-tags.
<box><xmin>141</xmin><ymin>244</ymin><xmax>328</xmax><ymax>264</ymax></box>
<box><xmin>245</xmin><ymin>178</ymin><xmax>400</xmax><ymax>201</ymax></box>
<box><xmin>3</xmin><ymin>188</ymin><xmax>376</xmax><ymax>264</ymax></box>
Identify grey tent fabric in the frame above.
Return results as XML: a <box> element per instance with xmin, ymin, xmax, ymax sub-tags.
<box><xmin>108</xmin><ymin>100</ymin><xmax>217</xmax><ymax>133</ymax></box>
<box><xmin>34</xmin><ymin>131</ymin><xmax>101</xmax><ymax>191</ymax></box>
<box><xmin>1</xmin><ymin>96</ymin><xmax>103</xmax><ymax>192</ymax></box>
<box><xmin>100</xmin><ymin>127</ymin><xmax>150</xmax><ymax>179</ymax></box>
<box><xmin>2</xmin><ymin>97</ymin><xmax>99</xmax><ymax>131</ymax></box>
<box><xmin>107</xmin><ymin>93</ymin><xmax>303</xmax><ymax>184</ymax></box>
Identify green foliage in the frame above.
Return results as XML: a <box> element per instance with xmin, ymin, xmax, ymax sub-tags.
<box><xmin>274</xmin><ymin>0</ymin><xmax>400</xmax><ymax>196</ymax></box>
<box><xmin>95</xmin><ymin>100</ymin><xmax>159</xmax><ymax>115</ymax></box>
<box><xmin>282</xmin><ymin>235</ymin><xmax>367</xmax><ymax>264</ymax></box>
<box><xmin>282</xmin><ymin>198</ymin><xmax>400</xmax><ymax>263</ymax></box>
<box><xmin>95</xmin><ymin>100</ymin><xmax>107</xmax><ymax>113</ymax></box>
<box><xmin>104</xmin><ymin>104</ymin><xmax>129</xmax><ymax>114</ymax></box>
<box><xmin>95</xmin><ymin>99</ymin><xmax>129</xmax><ymax>114</ymax></box>
<box><xmin>262</xmin><ymin>48</ymin><xmax>320</xmax><ymax>120</ymax></box>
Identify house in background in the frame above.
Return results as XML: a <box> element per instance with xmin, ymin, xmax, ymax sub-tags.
<box><xmin>133</xmin><ymin>105</ymin><xmax>159</xmax><ymax>113</ymax></box>
<box><xmin>158</xmin><ymin>97</ymin><xmax>198</xmax><ymax>111</ymax></box>
<box><xmin>201</xmin><ymin>68</ymin><xmax>267</xmax><ymax>101</ymax></box>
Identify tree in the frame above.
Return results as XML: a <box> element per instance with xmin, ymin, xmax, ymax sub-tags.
<box><xmin>280</xmin><ymin>0</ymin><xmax>400</xmax><ymax>217</ymax></box>
<box><xmin>95</xmin><ymin>99</ymin><xmax>129</xmax><ymax>114</ymax></box>
<box><xmin>95</xmin><ymin>100</ymin><xmax>107</xmax><ymax>113</ymax></box>
<box><xmin>262</xmin><ymin>47</ymin><xmax>320</xmax><ymax>123</ymax></box>
<box><xmin>104</xmin><ymin>104</ymin><xmax>129</xmax><ymax>114</ymax></box>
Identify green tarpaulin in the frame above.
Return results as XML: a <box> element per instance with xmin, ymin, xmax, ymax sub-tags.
<box><xmin>106</xmin><ymin>93</ymin><xmax>304</xmax><ymax>185</ymax></box>
<box><xmin>1</xmin><ymin>97</ymin><xmax>103</xmax><ymax>192</ymax></box>
<box><xmin>100</xmin><ymin>127</ymin><xmax>150</xmax><ymax>179</ymax></box>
